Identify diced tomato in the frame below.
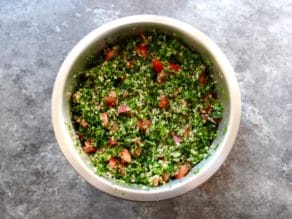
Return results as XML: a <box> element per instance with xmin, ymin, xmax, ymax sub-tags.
<box><xmin>105</xmin><ymin>50</ymin><xmax>116</xmax><ymax>61</ymax></box>
<box><xmin>108</xmin><ymin>138</ymin><xmax>118</xmax><ymax>146</ymax></box>
<box><xmin>137</xmin><ymin>119</ymin><xmax>152</xmax><ymax>132</ymax></box>
<box><xmin>105</xmin><ymin>46</ymin><xmax>119</xmax><ymax>61</ymax></box>
<box><xmin>104</xmin><ymin>95</ymin><xmax>117</xmax><ymax>107</ymax></box>
<box><xmin>117</xmin><ymin>105</ymin><xmax>130</xmax><ymax>114</ymax></box>
<box><xmin>152</xmin><ymin>59</ymin><xmax>164</xmax><ymax>73</ymax></box>
<box><xmin>175</xmin><ymin>164</ymin><xmax>189</xmax><ymax>179</ymax></box>
<box><xmin>99</xmin><ymin>112</ymin><xmax>109</xmax><ymax>127</ymax></box>
<box><xmin>83</xmin><ymin>140</ymin><xmax>97</xmax><ymax>154</ymax></box>
<box><xmin>104</xmin><ymin>91</ymin><xmax>117</xmax><ymax>107</ymax></box>
<box><xmin>108</xmin><ymin>158</ymin><xmax>118</xmax><ymax>169</ymax></box>
<box><xmin>120</xmin><ymin>149</ymin><xmax>131</xmax><ymax>163</ymax></box>
<box><xmin>136</xmin><ymin>44</ymin><xmax>149</xmax><ymax>57</ymax></box>
<box><xmin>173</xmin><ymin>135</ymin><xmax>182</xmax><ymax>145</ymax></box>
<box><xmin>158</xmin><ymin>95</ymin><xmax>169</xmax><ymax>109</ymax></box>
<box><xmin>169</xmin><ymin>63</ymin><xmax>180</xmax><ymax>71</ymax></box>
<box><xmin>198</xmin><ymin>66</ymin><xmax>207</xmax><ymax>85</ymax></box>
<box><xmin>199</xmin><ymin>72</ymin><xmax>207</xmax><ymax>85</ymax></box>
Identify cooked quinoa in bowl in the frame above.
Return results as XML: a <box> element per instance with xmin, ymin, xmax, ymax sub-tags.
<box><xmin>52</xmin><ymin>15</ymin><xmax>241</xmax><ymax>201</ymax></box>
<box><xmin>71</xmin><ymin>30</ymin><xmax>224</xmax><ymax>186</ymax></box>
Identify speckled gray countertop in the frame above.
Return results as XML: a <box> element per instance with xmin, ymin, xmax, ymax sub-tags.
<box><xmin>0</xmin><ymin>0</ymin><xmax>291</xmax><ymax>218</ymax></box>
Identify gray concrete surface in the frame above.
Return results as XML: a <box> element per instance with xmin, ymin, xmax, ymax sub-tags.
<box><xmin>0</xmin><ymin>0</ymin><xmax>291</xmax><ymax>218</ymax></box>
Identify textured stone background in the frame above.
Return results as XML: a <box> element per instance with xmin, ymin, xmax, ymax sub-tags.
<box><xmin>0</xmin><ymin>0</ymin><xmax>291</xmax><ymax>218</ymax></box>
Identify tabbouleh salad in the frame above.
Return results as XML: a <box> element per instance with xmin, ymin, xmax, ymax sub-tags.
<box><xmin>71</xmin><ymin>30</ymin><xmax>224</xmax><ymax>186</ymax></box>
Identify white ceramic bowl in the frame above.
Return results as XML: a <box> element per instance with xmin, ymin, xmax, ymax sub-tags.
<box><xmin>52</xmin><ymin>15</ymin><xmax>241</xmax><ymax>201</ymax></box>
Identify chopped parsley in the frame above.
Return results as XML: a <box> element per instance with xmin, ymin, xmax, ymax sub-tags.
<box><xmin>71</xmin><ymin>30</ymin><xmax>224</xmax><ymax>186</ymax></box>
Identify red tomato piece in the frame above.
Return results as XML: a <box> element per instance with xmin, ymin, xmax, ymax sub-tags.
<box><xmin>117</xmin><ymin>105</ymin><xmax>130</xmax><ymax>115</ymax></box>
<box><xmin>104</xmin><ymin>91</ymin><xmax>117</xmax><ymax>107</ymax></box>
<box><xmin>175</xmin><ymin>165</ymin><xmax>189</xmax><ymax>179</ymax></box>
<box><xmin>173</xmin><ymin>135</ymin><xmax>182</xmax><ymax>145</ymax></box>
<box><xmin>104</xmin><ymin>96</ymin><xmax>116</xmax><ymax>107</ymax></box>
<box><xmin>158</xmin><ymin>95</ymin><xmax>169</xmax><ymax>109</ymax></box>
<box><xmin>152</xmin><ymin>59</ymin><xmax>164</xmax><ymax>73</ymax></box>
<box><xmin>137</xmin><ymin>119</ymin><xmax>152</xmax><ymax>132</ymax></box>
<box><xmin>105</xmin><ymin>50</ymin><xmax>116</xmax><ymax>61</ymax></box>
<box><xmin>108</xmin><ymin>158</ymin><xmax>118</xmax><ymax>169</ymax></box>
<box><xmin>136</xmin><ymin>44</ymin><xmax>149</xmax><ymax>57</ymax></box>
<box><xmin>99</xmin><ymin>112</ymin><xmax>109</xmax><ymax>127</ymax></box>
<box><xmin>108</xmin><ymin>138</ymin><xmax>118</xmax><ymax>147</ymax></box>
<box><xmin>83</xmin><ymin>140</ymin><xmax>97</xmax><ymax>154</ymax></box>
<box><xmin>169</xmin><ymin>63</ymin><xmax>180</xmax><ymax>71</ymax></box>
<box><xmin>120</xmin><ymin>149</ymin><xmax>131</xmax><ymax>163</ymax></box>
<box><xmin>199</xmin><ymin>72</ymin><xmax>207</xmax><ymax>85</ymax></box>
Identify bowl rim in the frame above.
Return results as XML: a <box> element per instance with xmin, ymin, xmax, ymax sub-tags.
<box><xmin>51</xmin><ymin>15</ymin><xmax>241</xmax><ymax>201</ymax></box>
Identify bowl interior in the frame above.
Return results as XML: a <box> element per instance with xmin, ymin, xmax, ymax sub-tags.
<box><xmin>54</xmin><ymin>18</ymin><xmax>236</xmax><ymax>200</ymax></box>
